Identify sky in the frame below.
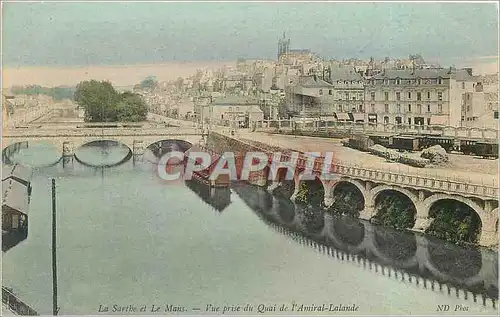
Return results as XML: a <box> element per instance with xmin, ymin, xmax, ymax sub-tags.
<box><xmin>2</xmin><ymin>2</ymin><xmax>499</xmax><ymax>67</ymax></box>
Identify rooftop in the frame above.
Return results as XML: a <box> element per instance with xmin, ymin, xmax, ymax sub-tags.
<box><xmin>2</xmin><ymin>164</ymin><xmax>33</xmax><ymax>184</ymax></box>
<box><xmin>211</xmin><ymin>95</ymin><xmax>260</xmax><ymax>105</ymax></box>
<box><xmin>371</xmin><ymin>68</ymin><xmax>477</xmax><ymax>81</ymax></box>
<box><xmin>298</xmin><ymin>75</ymin><xmax>334</xmax><ymax>88</ymax></box>
<box><xmin>329</xmin><ymin>66</ymin><xmax>364</xmax><ymax>82</ymax></box>
<box><xmin>2</xmin><ymin>179</ymin><xmax>29</xmax><ymax>215</ymax></box>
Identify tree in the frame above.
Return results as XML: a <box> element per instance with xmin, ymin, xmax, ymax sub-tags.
<box><xmin>139</xmin><ymin>76</ymin><xmax>158</xmax><ymax>90</ymax></box>
<box><xmin>74</xmin><ymin>80</ymin><xmax>120</xmax><ymax>122</ymax></box>
<box><xmin>116</xmin><ymin>92</ymin><xmax>148</xmax><ymax>122</ymax></box>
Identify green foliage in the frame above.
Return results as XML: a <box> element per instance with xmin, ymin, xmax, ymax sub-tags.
<box><xmin>328</xmin><ymin>189</ymin><xmax>363</xmax><ymax>217</ymax></box>
<box><xmin>295</xmin><ymin>182</ymin><xmax>309</xmax><ymax>204</ymax></box>
<box><xmin>295</xmin><ymin>181</ymin><xmax>324</xmax><ymax>207</ymax></box>
<box><xmin>373</xmin><ymin>194</ymin><xmax>416</xmax><ymax>229</ymax></box>
<box><xmin>139</xmin><ymin>76</ymin><xmax>158</xmax><ymax>90</ymax></box>
<box><xmin>425</xmin><ymin>201</ymin><xmax>481</xmax><ymax>244</ymax></box>
<box><xmin>74</xmin><ymin>80</ymin><xmax>147</xmax><ymax>122</ymax></box>
<box><xmin>10</xmin><ymin>85</ymin><xmax>76</xmax><ymax>100</ymax></box>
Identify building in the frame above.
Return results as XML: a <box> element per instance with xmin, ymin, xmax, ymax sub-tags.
<box><xmin>364</xmin><ymin>68</ymin><xmax>478</xmax><ymax>127</ymax></box>
<box><xmin>203</xmin><ymin>95</ymin><xmax>264</xmax><ymax>127</ymax></box>
<box><xmin>326</xmin><ymin>66</ymin><xmax>365</xmax><ymax>121</ymax></box>
<box><xmin>462</xmin><ymin>84</ymin><xmax>498</xmax><ymax>129</ymax></box>
<box><xmin>2</xmin><ymin>178</ymin><xmax>29</xmax><ymax>233</ymax></box>
<box><xmin>285</xmin><ymin>75</ymin><xmax>334</xmax><ymax>117</ymax></box>
<box><xmin>2</xmin><ymin>164</ymin><xmax>33</xmax><ymax>196</ymax></box>
<box><xmin>284</xmin><ymin>66</ymin><xmax>365</xmax><ymax>121</ymax></box>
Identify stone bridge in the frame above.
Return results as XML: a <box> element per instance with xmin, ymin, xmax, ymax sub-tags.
<box><xmin>233</xmin><ymin>185</ymin><xmax>498</xmax><ymax>309</ymax></box>
<box><xmin>2</xmin><ymin>127</ymin><xmax>206</xmax><ymax>157</ymax></box>
<box><xmin>208</xmin><ymin>132</ymin><xmax>499</xmax><ymax>247</ymax></box>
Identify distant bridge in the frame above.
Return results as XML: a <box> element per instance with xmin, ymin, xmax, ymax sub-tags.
<box><xmin>2</xmin><ymin>126</ymin><xmax>206</xmax><ymax>156</ymax></box>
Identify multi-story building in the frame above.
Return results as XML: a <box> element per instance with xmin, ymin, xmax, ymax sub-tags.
<box><xmin>325</xmin><ymin>66</ymin><xmax>365</xmax><ymax>121</ymax></box>
<box><xmin>203</xmin><ymin>95</ymin><xmax>264</xmax><ymax>127</ymax></box>
<box><xmin>284</xmin><ymin>66</ymin><xmax>365</xmax><ymax>120</ymax></box>
<box><xmin>462</xmin><ymin>83</ymin><xmax>498</xmax><ymax>129</ymax></box>
<box><xmin>364</xmin><ymin>68</ymin><xmax>478</xmax><ymax>127</ymax></box>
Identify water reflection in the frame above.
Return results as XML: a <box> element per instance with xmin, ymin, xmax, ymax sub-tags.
<box><xmin>184</xmin><ymin>180</ymin><xmax>231</xmax><ymax>212</ymax></box>
<box><xmin>6</xmin><ymin>141</ymin><xmax>61</xmax><ymax>167</ymax></box>
<box><xmin>2</xmin><ymin>230</ymin><xmax>28</xmax><ymax>252</ymax></box>
<box><xmin>74</xmin><ymin>141</ymin><xmax>131</xmax><ymax>167</ymax></box>
<box><xmin>232</xmin><ymin>185</ymin><xmax>499</xmax><ymax>302</ymax></box>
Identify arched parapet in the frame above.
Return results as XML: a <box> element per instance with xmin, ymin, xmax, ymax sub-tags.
<box><xmin>369</xmin><ymin>184</ymin><xmax>420</xmax><ymax>217</ymax></box>
<box><xmin>422</xmin><ymin>194</ymin><xmax>497</xmax><ymax>247</ymax></box>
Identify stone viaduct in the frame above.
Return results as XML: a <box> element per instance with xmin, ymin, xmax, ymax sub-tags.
<box><xmin>207</xmin><ymin>132</ymin><xmax>499</xmax><ymax>247</ymax></box>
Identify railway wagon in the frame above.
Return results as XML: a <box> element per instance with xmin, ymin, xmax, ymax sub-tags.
<box><xmin>369</xmin><ymin>134</ymin><xmax>394</xmax><ymax>148</ymax></box>
<box><xmin>459</xmin><ymin>139</ymin><xmax>478</xmax><ymax>155</ymax></box>
<box><xmin>389</xmin><ymin>136</ymin><xmax>420</xmax><ymax>152</ymax></box>
<box><xmin>475</xmin><ymin>141</ymin><xmax>498</xmax><ymax>158</ymax></box>
<box><xmin>343</xmin><ymin>135</ymin><xmax>375</xmax><ymax>151</ymax></box>
<box><xmin>419</xmin><ymin>136</ymin><xmax>456</xmax><ymax>152</ymax></box>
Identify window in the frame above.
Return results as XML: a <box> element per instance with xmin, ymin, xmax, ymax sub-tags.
<box><xmin>329</xmin><ymin>89</ymin><xmax>332</xmax><ymax>95</ymax></box>
<box><xmin>396</xmin><ymin>92</ymin><xmax>401</xmax><ymax>101</ymax></box>
<box><xmin>408</xmin><ymin>92</ymin><xmax>412</xmax><ymax>99</ymax></box>
<box><xmin>427</xmin><ymin>91</ymin><xmax>431</xmax><ymax>99</ymax></box>
<box><xmin>408</xmin><ymin>118</ymin><xmax>412</xmax><ymax>125</ymax></box>
<box><xmin>408</xmin><ymin>104</ymin><xmax>412</xmax><ymax>112</ymax></box>
<box><xmin>417</xmin><ymin>92</ymin><xmax>421</xmax><ymax>101</ymax></box>
<box><xmin>384</xmin><ymin>116</ymin><xmax>389</xmax><ymax>124</ymax></box>
<box><xmin>495</xmin><ymin>111</ymin><xmax>498</xmax><ymax>119</ymax></box>
<box><xmin>437</xmin><ymin>92</ymin><xmax>443</xmax><ymax>101</ymax></box>
<box><xmin>371</xmin><ymin>104</ymin><xmax>375</xmax><ymax>112</ymax></box>
<box><xmin>345</xmin><ymin>92</ymin><xmax>350</xmax><ymax>100</ymax></box>
<box><xmin>438</xmin><ymin>78</ymin><xmax>442</xmax><ymax>84</ymax></box>
<box><xmin>384</xmin><ymin>104</ymin><xmax>389</xmax><ymax>113</ymax></box>
<box><xmin>384</xmin><ymin>79</ymin><xmax>389</xmax><ymax>85</ymax></box>
<box><xmin>371</xmin><ymin>92</ymin><xmax>375</xmax><ymax>100</ymax></box>
<box><xmin>427</xmin><ymin>104</ymin><xmax>431</xmax><ymax>112</ymax></box>
<box><xmin>396</xmin><ymin>104</ymin><xmax>401</xmax><ymax>113</ymax></box>
<box><xmin>396</xmin><ymin>79</ymin><xmax>401</xmax><ymax>85</ymax></box>
<box><xmin>417</xmin><ymin>104</ymin><xmax>422</xmax><ymax>114</ymax></box>
<box><xmin>438</xmin><ymin>104</ymin><xmax>443</xmax><ymax>113</ymax></box>
<box><xmin>338</xmin><ymin>105</ymin><xmax>342</xmax><ymax>112</ymax></box>
<box><xmin>236</xmin><ymin>107</ymin><xmax>240</xmax><ymax>111</ymax></box>
<box><xmin>229</xmin><ymin>107</ymin><xmax>232</xmax><ymax>111</ymax></box>
<box><xmin>418</xmin><ymin>79</ymin><xmax>422</xmax><ymax>85</ymax></box>
<box><xmin>427</xmin><ymin>118</ymin><xmax>431</xmax><ymax>125</ymax></box>
<box><xmin>319</xmin><ymin>89</ymin><xmax>323</xmax><ymax>95</ymax></box>
<box><xmin>352</xmin><ymin>96</ymin><xmax>356</xmax><ymax>100</ymax></box>
<box><xmin>359</xmin><ymin>104</ymin><xmax>363</xmax><ymax>112</ymax></box>
<box><xmin>384</xmin><ymin>92</ymin><xmax>389</xmax><ymax>101</ymax></box>
<box><xmin>462</xmin><ymin>82</ymin><xmax>465</xmax><ymax>89</ymax></box>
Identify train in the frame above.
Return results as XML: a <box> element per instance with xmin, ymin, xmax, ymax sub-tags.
<box><xmin>342</xmin><ymin>133</ymin><xmax>498</xmax><ymax>158</ymax></box>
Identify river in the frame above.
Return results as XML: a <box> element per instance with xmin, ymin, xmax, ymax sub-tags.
<box><xmin>2</xmin><ymin>143</ymin><xmax>498</xmax><ymax>315</ymax></box>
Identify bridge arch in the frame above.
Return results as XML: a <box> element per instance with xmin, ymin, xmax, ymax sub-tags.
<box><xmin>369</xmin><ymin>185</ymin><xmax>418</xmax><ymax>228</ymax></box>
<box><xmin>422</xmin><ymin>194</ymin><xmax>496</xmax><ymax>245</ymax></box>
<box><xmin>422</xmin><ymin>194</ymin><xmax>487</xmax><ymax>227</ymax></box>
<box><xmin>144</xmin><ymin>139</ymin><xmax>193</xmax><ymax>157</ymax></box>
<box><xmin>327</xmin><ymin>178</ymin><xmax>367</xmax><ymax>215</ymax></box>
<box><xmin>296</xmin><ymin>171</ymin><xmax>325</xmax><ymax>207</ymax></box>
<box><xmin>370</xmin><ymin>185</ymin><xmax>419</xmax><ymax>209</ymax></box>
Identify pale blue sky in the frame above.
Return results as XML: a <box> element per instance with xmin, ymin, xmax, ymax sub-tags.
<box><xmin>2</xmin><ymin>2</ymin><xmax>499</xmax><ymax>67</ymax></box>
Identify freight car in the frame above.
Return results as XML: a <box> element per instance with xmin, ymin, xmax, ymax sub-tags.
<box><xmin>460</xmin><ymin>140</ymin><xmax>498</xmax><ymax>158</ymax></box>
<box><xmin>419</xmin><ymin>135</ymin><xmax>456</xmax><ymax>153</ymax></box>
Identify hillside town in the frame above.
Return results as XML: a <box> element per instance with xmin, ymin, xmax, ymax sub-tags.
<box><xmin>134</xmin><ymin>33</ymin><xmax>498</xmax><ymax>131</ymax></box>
